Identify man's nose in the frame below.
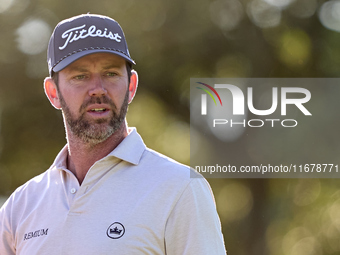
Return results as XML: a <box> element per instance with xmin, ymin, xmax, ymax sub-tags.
<box><xmin>88</xmin><ymin>75</ymin><xmax>108</xmax><ymax>96</ymax></box>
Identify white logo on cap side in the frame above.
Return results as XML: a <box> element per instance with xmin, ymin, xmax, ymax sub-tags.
<box><xmin>59</xmin><ymin>24</ymin><xmax>122</xmax><ymax>50</ymax></box>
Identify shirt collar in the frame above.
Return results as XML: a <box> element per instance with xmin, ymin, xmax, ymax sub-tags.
<box><xmin>52</xmin><ymin>144</ymin><xmax>69</xmax><ymax>171</ymax></box>
<box><xmin>52</xmin><ymin>127</ymin><xmax>146</xmax><ymax>170</ymax></box>
<box><xmin>106</xmin><ymin>127</ymin><xmax>146</xmax><ymax>165</ymax></box>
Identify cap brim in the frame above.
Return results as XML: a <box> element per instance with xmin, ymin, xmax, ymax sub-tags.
<box><xmin>52</xmin><ymin>49</ymin><xmax>136</xmax><ymax>73</ymax></box>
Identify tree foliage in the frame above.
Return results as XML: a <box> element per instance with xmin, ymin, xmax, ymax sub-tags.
<box><xmin>1</xmin><ymin>0</ymin><xmax>340</xmax><ymax>254</ymax></box>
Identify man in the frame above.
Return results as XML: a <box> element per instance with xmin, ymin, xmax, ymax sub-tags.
<box><xmin>0</xmin><ymin>14</ymin><xmax>226</xmax><ymax>254</ymax></box>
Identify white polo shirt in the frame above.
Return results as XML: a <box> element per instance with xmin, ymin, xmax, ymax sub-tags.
<box><xmin>0</xmin><ymin>128</ymin><xmax>226</xmax><ymax>255</ymax></box>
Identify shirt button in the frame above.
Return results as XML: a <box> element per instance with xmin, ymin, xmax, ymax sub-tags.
<box><xmin>70</xmin><ymin>188</ymin><xmax>77</xmax><ymax>194</ymax></box>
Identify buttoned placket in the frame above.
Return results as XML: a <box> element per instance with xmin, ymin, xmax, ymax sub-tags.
<box><xmin>59</xmin><ymin>169</ymin><xmax>80</xmax><ymax>210</ymax></box>
<box><xmin>59</xmin><ymin>156</ymin><xmax>124</xmax><ymax>214</ymax></box>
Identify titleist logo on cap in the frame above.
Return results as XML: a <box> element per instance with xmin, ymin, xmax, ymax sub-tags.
<box><xmin>59</xmin><ymin>24</ymin><xmax>122</xmax><ymax>50</ymax></box>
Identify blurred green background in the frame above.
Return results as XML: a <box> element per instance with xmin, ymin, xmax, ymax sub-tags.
<box><xmin>1</xmin><ymin>0</ymin><xmax>340</xmax><ymax>254</ymax></box>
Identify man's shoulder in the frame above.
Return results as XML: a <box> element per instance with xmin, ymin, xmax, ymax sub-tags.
<box><xmin>140</xmin><ymin>147</ymin><xmax>202</xmax><ymax>180</ymax></box>
<box><xmin>0</xmin><ymin>167</ymin><xmax>58</xmax><ymax>218</ymax></box>
<box><xmin>8</xmin><ymin>167</ymin><xmax>57</xmax><ymax>201</ymax></box>
<box><xmin>144</xmin><ymin>147</ymin><xmax>187</xmax><ymax>166</ymax></box>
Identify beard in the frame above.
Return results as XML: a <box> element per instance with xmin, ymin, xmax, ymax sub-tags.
<box><xmin>58</xmin><ymin>89</ymin><xmax>129</xmax><ymax>146</ymax></box>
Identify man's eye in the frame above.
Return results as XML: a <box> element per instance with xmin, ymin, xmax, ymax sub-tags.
<box><xmin>106</xmin><ymin>72</ymin><xmax>117</xmax><ymax>77</ymax></box>
<box><xmin>74</xmin><ymin>75</ymin><xmax>86</xmax><ymax>80</ymax></box>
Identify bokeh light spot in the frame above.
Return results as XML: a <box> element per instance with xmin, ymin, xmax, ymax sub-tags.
<box><xmin>247</xmin><ymin>0</ymin><xmax>281</xmax><ymax>28</ymax></box>
<box><xmin>217</xmin><ymin>182</ymin><xmax>253</xmax><ymax>222</ymax></box>
<box><xmin>319</xmin><ymin>0</ymin><xmax>340</xmax><ymax>32</ymax></box>
<box><xmin>0</xmin><ymin>0</ymin><xmax>14</xmax><ymax>13</ymax></box>
<box><xmin>263</xmin><ymin>0</ymin><xmax>295</xmax><ymax>9</ymax></box>
<box><xmin>16</xmin><ymin>18</ymin><xmax>51</xmax><ymax>55</ymax></box>
<box><xmin>293</xmin><ymin>179</ymin><xmax>321</xmax><ymax>206</ymax></box>
<box><xmin>209</xmin><ymin>0</ymin><xmax>244</xmax><ymax>32</ymax></box>
<box><xmin>278</xmin><ymin>29</ymin><xmax>311</xmax><ymax>68</ymax></box>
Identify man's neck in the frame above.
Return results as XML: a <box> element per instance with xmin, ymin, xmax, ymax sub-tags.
<box><xmin>66</xmin><ymin>125</ymin><xmax>128</xmax><ymax>185</ymax></box>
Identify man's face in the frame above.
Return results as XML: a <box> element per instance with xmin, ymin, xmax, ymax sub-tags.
<box><xmin>56</xmin><ymin>53</ymin><xmax>131</xmax><ymax>146</ymax></box>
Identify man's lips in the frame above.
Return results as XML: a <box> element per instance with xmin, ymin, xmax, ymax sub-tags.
<box><xmin>86</xmin><ymin>104</ymin><xmax>111</xmax><ymax>112</ymax></box>
<box><xmin>85</xmin><ymin>104</ymin><xmax>111</xmax><ymax>117</ymax></box>
<box><xmin>89</xmin><ymin>108</ymin><xmax>108</xmax><ymax>112</ymax></box>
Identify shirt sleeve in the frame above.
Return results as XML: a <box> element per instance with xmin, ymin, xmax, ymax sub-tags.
<box><xmin>164</xmin><ymin>177</ymin><xmax>227</xmax><ymax>255</ymax></box>
<box><xmin>0</xmin><ymin>197</ymin><xmax>16</xmax><ymax>255</ymax></box>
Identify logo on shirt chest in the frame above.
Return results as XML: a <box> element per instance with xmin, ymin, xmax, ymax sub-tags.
<box><xmin>23</xmin><ymin>228</ymin><xmax>49</xmax><ymax>241</ymax></box>
<box><xmin>106</xmin><ymin>222</ymin><xmax>125</xmax><ymax>239</ymax></box>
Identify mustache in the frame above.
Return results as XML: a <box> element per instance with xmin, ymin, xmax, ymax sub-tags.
<box><xmin>79</xmin><ymin>96</ymin><xmax>117</xmax><ymax>113</ymax></box>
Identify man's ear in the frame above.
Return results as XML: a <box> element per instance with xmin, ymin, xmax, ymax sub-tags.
<box><xmin>128</xmin><ymin>70</ymin><xmax>138</xmax><ymax>104</ymax></box>
<box><xmin>44</xmin><ymin>77</ymin><xmax>61</xmax><ymax>109</ymax></box>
